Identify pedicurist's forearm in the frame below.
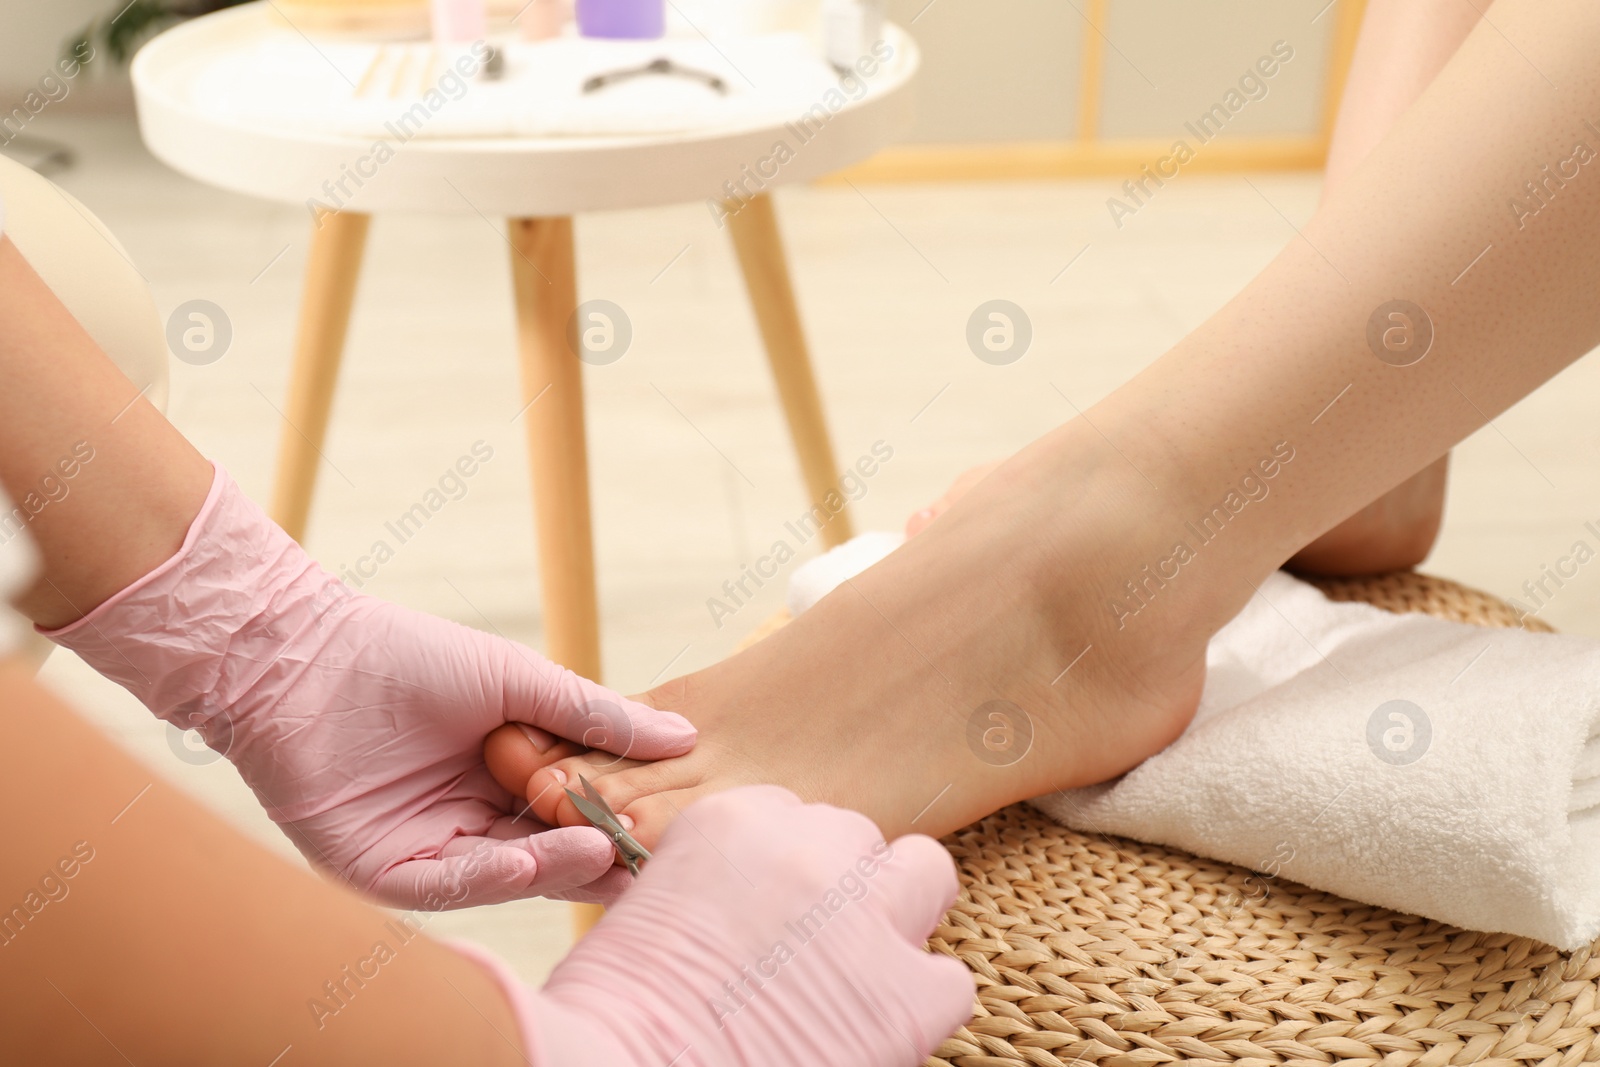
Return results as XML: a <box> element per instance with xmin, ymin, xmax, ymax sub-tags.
<box><xmin>1090</xmin><ymin>0</ymin><xmax>1600</xmax><ymax>580</ymax></box>
<box><xmin>0</xmin><ymin>659</ymin><xmax>527</xmax><ymax>1066</ymax></box>
<box><xmin>0</xmin><ymin>237</ymin><xmax>211</xmax><ymax>628</ymax></box>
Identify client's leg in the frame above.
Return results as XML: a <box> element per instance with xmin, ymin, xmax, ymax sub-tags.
<box><xmin>490</xmin><ymin>0</ymin><xmax>1600</xmax><ymax>846</ymax></box>
<box><xmin>1287</xmin><ymin>0</ymin><xmax>1483</xmax><ymax>575</ymax></box>
<box><xmin>906</xmin><ymin>0</ymin><xmax>1484</xmax><ymax>569</ymax></box>
<box><xmin>904</xmin><ymin>0</ymin><xmax>1485</xmax><ymax>572</ymax></box>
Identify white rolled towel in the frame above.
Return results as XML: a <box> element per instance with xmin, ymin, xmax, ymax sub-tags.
<box><xmin>789</xmin><ymin>532</ymin><xmax>1600</xmax><ymax>949</ymax></box>
<box><xmin>787</xmin><ymin>530</ymin><xmax>904</xmax><ymax>615</ymax></box>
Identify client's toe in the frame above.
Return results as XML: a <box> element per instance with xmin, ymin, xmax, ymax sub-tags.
<box><xmin>484</xmin><ymin>723</ymin><xmax>586</xmax><ymax>805</ymax></box>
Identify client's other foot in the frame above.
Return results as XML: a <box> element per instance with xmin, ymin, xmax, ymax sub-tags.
<box><xmin>487</xmin><ymin>424</ymin><xmax>1230</xmax><ymax>851</ymax></box>
<box><xmin>1286</xmin><ymin>457</ymin><xmax>1448</xmax><ymax>576</ymax></box>
<box><xmin>904</xmin><ymin>463</ymin><xmax>998</xmax><ymax>537</ymax></box>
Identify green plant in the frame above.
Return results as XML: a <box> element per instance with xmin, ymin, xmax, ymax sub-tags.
<box><xmin>66</xmin><ymin>0</ymin><xmax>253</xmax><ymax>69</ymax></box>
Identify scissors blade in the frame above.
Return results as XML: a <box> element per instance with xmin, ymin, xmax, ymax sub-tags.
<box><xmin>564</xmin><ymin>780</ymin><xmax>652</xmax><ymax>874</ymax></box>
<box><xmin>577</xmin><ymin>775</ymin><xmax>619</xmax><ymax>819</ymax></box>
<box><xmin>578</xmin><ymin>776</ymin><xmax>653</xmax><ymax>865</ymax></box>
<box><xmin>565</xmin><ymin>787</ymin><xmax>619</xmax><ymax>834</ymax></box>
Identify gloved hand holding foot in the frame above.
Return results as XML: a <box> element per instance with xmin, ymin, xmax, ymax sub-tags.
<box><xmin>458</xmin><ymin>785</ymin><xmax>973</xmax><ymax>1067</ymax></box>
<box><xmin>44</xmin><ymin>462</ymin><xmax>697</xmax><ymax>908</ymax></box>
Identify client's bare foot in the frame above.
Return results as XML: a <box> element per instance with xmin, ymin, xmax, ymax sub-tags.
<box><xmin>1286</xmin><ymin>457</ymin><xmax>1448</xmax><ymax>576</ymax></box>
<box><xmin>486</xmin><ymin>424</ymin><xmax>1237</xmax><ymax>851</ymax></box>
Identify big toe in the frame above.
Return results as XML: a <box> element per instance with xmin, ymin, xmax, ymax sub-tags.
<box><xmin>485</xmin><ymin>723</ymin><xmax>586</xmax><ymax>803</ymax></box>
<box><xmin>525</xmin><ymin>751</ymin><xmax>645</xmax><ymax>829</ymax></box>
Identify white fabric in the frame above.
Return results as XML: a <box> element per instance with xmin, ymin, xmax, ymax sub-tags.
<box><xmin>0</xmin><ymin>489</ymin><xmax>41</xmax><ymax>659</ymax></box>
<box><xmin>791</xmin><ymin>532</ymin><xmax>1600</xmax><ymax>949</ymax></box>
<box><xmin>187</xmin><ymin>33</ymin><xmax>860</xmax><ymax>140</ymax></box>
<box><xmin>0</xmin><ymin>194</ymin><xmax>43</xmax><ymax>658</ymax></box>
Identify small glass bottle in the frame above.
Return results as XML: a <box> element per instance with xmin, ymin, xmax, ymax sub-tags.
<box><xmin>430</xmin><ymin>0</ymin><xmax>487</xmax><ymax>42</ymax></box>
<box><xmin>575</xmin><ymin>0</ymin><xmax>665</xmax><ymax>39</ymax></box>
<box><xmin>822</xmin><ymin>0</ymin><xmax>885</xmax><ymax>71</ymax></box>
<box><xmin>519</xmin><ymin>0</ymin><xmax>569</xmax><ymax>40</ymax></box>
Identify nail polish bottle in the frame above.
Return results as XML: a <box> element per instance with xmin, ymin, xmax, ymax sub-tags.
<box><xmin>575</xmin><ymin>0</ymin><xmax>665</xmax><ymax>39</ymax></box>
<box><xmin>430</xmin><ymin>0</ymin><xmax>487</xmax><ymax>42</ymax></box>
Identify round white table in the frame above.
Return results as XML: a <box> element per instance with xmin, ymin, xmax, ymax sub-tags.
<box><xmin>132</xmin><ymin>3</ymin><xmax>917</xmax><ymax>694</ymax></box>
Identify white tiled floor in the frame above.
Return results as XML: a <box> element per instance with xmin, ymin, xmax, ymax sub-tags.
<box><xmin>19</xmin><ymin>113</ymin><xmax>1600</xmax><ymax>983</ymax></box>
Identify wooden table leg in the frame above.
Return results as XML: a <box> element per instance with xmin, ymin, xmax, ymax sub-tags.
<box><xmin>270</xmin><ymin>211</ymin><xmax>371</xmax><ymax>542</ymax></box>
<box><xmin>508</xmin><ymin>217</ymin><xmax>601</xmax><ymax>681</ymax></box>
<box><xmin>725</xmin><ymin>192</ymin><xmax>854</xmax><ymax>548</ymax></box>
<box><xmin>507</xmin><ymin>217</ymin><xmax>606</xmax><ymax>938</ymax></box>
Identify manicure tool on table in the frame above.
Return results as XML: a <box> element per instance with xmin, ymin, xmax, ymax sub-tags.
<box><xmin>582</xmin><ymin>57</ymin><xmax>727</xmax><ymax>95</ymax></box>
<box><xmin>481</xmin><ymin>44</ymin><xmax>505</xmax><ymax>80</ymax></box>
<box><xmin>565</xmin><ymin>774</ymin><xmax>652</xmax><ymax>875</ymax></box>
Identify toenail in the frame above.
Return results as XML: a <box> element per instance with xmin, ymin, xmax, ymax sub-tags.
<box><xmin>516</xmin><ymin>722</ymin><xmax>557</xmax><ymax>753</ymax></box>
<box><xmin>617</xmin><ymin>813</ymin><xmax>635</xmax><ymax>831</ymax></box>
<box><xmin>548</xmin><ymin>767</ymin><xmax>567</xmax><ymax>785</ymax></box>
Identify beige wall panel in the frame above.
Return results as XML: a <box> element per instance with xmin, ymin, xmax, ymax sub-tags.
<box><xmin>1099</xmin><ymin>0</ymin><xmax>1330</xmax><ymax>140</ymax></box>
<box><xmin>887</xmin><ymin>0</ymin><xmax>1335</xmax><ymax>146</ymax></box>
<box><xmin>886</xmin><ymin>0</ymin><xmax>1083</xmax><ymax>142</ymax></box>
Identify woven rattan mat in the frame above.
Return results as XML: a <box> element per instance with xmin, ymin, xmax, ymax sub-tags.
<box><xmin>738</xmin><ymin>571</ymin><xmax>1596</xmax><ymax>1067</ymax></box>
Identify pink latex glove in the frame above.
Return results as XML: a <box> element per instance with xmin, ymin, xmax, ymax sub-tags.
<box><xmin>43</xmin><ymin>462</ymin><xmax>696</xmax><ymax>908</ymax></box>
<box><xmin>457</xmin><ymin>785</ymin><xmax>973</xmax><ymax>1066</ymax></box>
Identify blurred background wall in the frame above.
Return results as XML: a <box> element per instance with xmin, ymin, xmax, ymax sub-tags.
<box><xmin>883</xmin><ymin>0</ymin><xmax>1333</xmax><ymax>144</ymax></box>
<box><xmin>0</xmin><ymin>2</ymin><xmax>127</xmax><ymax>103</ymax></box>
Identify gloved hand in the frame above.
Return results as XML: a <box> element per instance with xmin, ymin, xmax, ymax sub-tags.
<box><xmin>43</xmin><ymin>462</ymin><xmax>696</xmax><ymax>908</ymax></box>
<box><xmin>458</xmin><ymin>785</ymin><xmax>974</xmax><ymax>1067</ymax></box>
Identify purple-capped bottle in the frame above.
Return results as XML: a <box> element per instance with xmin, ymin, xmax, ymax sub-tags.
<box><xmin>575</xmin><ymin>0</ymin><xmax>665</xmax><ymax>39</ymax></box>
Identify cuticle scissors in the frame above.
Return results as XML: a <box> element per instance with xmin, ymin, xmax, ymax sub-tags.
<box><xmin>564</xmin><ymin>774</ymin><xmax>651</xmax><ymax>875</ymax></box>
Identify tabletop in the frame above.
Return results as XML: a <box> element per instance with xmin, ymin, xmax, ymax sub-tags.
<box><xmin>132</xmin><ymin>2</ymin><xmax>918</xmax><ymax>217</ymax></box>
